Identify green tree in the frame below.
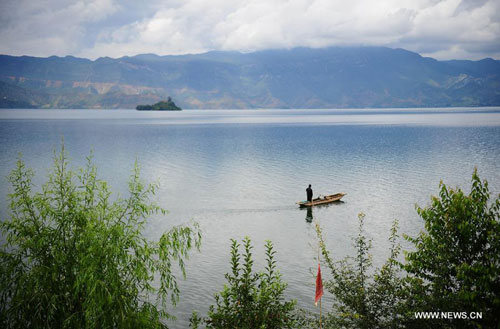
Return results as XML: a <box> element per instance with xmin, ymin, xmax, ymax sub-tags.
<box><xmin>0</xmin><ymin>146</ymin><xmax>201</xmax><ymax>328</ymax></box>
<box><xmin>191</xmin><ymin>237</ymin><xmax>297</xmax><ymax>329</ymax></box>
<box><xmin>315</xmin><ymin>214</ymin><xmax>406</xmax><ymax>329</ymax></box>
<box><xmin>403</xmin><ymin>169</ymin><xmax>500</xmax><ymax>328</ymax></box>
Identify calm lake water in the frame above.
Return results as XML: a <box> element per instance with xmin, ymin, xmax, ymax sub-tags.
<box><xmin>1</xmin><ymin>108</ymin><xmax>500</xmax><ymax>327</ymax></box>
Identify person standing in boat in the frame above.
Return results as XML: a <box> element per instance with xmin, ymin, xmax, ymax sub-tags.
<box><xmin>306</xmin><ymin>184</ymin><xmax>313</xmax><ymax>202</ymax></box>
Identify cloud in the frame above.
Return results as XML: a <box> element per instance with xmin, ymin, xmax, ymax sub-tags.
<box><xmin>1</xmin><ymin>0</ymin><xmax>499</xmax><ymax>60</ymax></box>
<box><xmin>397</xmin><ymin>0</ymin><xmax>500</xmax><ymax>58</ymax></box>
<box><xmin>0</xmin><ymin>0</ymin><xmax>118</xmax><ymax>57</ymax></box>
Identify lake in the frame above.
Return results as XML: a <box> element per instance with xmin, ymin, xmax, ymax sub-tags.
<box><xmin>1</xmin><ymin>108</ymin><xmax>500</xmax><ymax>327</ymax></box>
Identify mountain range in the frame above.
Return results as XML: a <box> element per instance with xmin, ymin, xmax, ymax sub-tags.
<box><xmin>1</xmin><ymin>47</ymin><xmax>499</xmax><ymax>109</ymax></box>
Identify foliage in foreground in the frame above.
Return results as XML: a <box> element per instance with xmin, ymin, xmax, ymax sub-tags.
<box><xmin>315</xmin><ymin>170</ymin><xmax>500</xmax><ymax>329</ymax></box>
<box><xmin>190</xmin><ymin>237</ymin><xmax>297</xmax><ymax>329</ymax></box>
<box><xmin>316</xmin><ymin>214</ymin><xmax>405</xmax><ymax>329</ymax></box>
<box><xmin>403</xmin><ymin>169</ymin><xmax>500</xmax><ymax>328</ymax></box>
<box><xmin>0</xmin><ymin>146</ymin><xmax>201</xmax><ymax>329</ymax></box>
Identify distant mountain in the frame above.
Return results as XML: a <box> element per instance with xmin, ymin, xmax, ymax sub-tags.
<box><xmin>1</xmin><ymin>47</ymin><xmax>499</xmax><ymax>109</ymax></box>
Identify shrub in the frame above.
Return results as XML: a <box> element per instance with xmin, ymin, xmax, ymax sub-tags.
<box><xmin>191</xmin><ymin>237</ymin><xmax>297</xmax><ymax>329</ymax></box>
<box><xmin>315</xmin><ymin>214</ymin><xmax>406</xmax><ymax>329</ymax></box>
<box><xmin>0</xmin><ymin>145</ymin><xmax>201</xmax><ymax>328</ymax></box>
<box><xmin>403</xmin><ymin>169</ymin><xmax>500</xmax><ymax>328</ymax></box>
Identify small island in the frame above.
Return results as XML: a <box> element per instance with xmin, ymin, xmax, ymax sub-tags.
<box><xmin>136</xmin><ymin>97</ymin><xmax>182</xmax><ymax>111</ymax></box>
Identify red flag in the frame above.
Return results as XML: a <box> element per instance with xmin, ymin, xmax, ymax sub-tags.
<box><xmin>315</xmin><ymin>263</ymin><xmax>323</xmax><ymax>305</ymax></box>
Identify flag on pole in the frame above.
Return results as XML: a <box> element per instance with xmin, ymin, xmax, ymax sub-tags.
<box><xmin>315</xmin><ymin>263</ymin><xmax>323</xmax><ymax>306</ymax></box>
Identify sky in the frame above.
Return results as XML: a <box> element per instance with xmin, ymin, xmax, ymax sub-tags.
<box><xmin>0</xmin><ymin>0</ymin><xmax>499</xmax><ymax>60</ymax></box>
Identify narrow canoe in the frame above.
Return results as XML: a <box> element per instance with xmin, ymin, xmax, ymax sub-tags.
<box><xmin>297</xmin><ymin>193</ymin><xmax>346</xmax><ymax>208</ymax></box>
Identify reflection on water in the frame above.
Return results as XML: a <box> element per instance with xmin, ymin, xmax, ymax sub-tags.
<box><xmin>1</xmin><ymin>108</ymin><xmax>500</xmax><ymax>328</ymax></box>
<box><xmin>305</xmin><ymin>207</ymin><xmax>313</xmax><ymax>223</ymax></box>
<box><xmin>302</xmin><ymin>201</ymin><xmax>346</xmax><ymax>223</ymax></box>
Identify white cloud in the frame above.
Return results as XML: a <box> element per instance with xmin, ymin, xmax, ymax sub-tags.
<box><xmin>1</xmin><ymin>0</ymin><xmax>499</xmax><ymax>60</ymax></box>
<box><xmin>0</xmin><ymin>0</ymin><xmax>117</xmax><ymax>57</ymax></box>
<box><xmin>398</xmin><ymin>0</ymin><xmax>500</xmax><ymax>58</ymax></box>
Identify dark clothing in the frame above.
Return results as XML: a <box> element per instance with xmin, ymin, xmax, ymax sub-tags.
<box><xmin>306</xmin><ymin>187</ymin><xmax>313</xmax><ymax>202</ymax></box>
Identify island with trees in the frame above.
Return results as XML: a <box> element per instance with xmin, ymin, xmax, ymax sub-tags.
<box><xmin>136</xmin><ymin>97</ymin><xmax>182</xmax><ymax>111</ymax></box>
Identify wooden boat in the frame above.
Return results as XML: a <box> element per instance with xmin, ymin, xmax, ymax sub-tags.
<box><xmin>297</xmin><ymin>193</ymin><xmax>346</xmax><ymax>208</ymax></box>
